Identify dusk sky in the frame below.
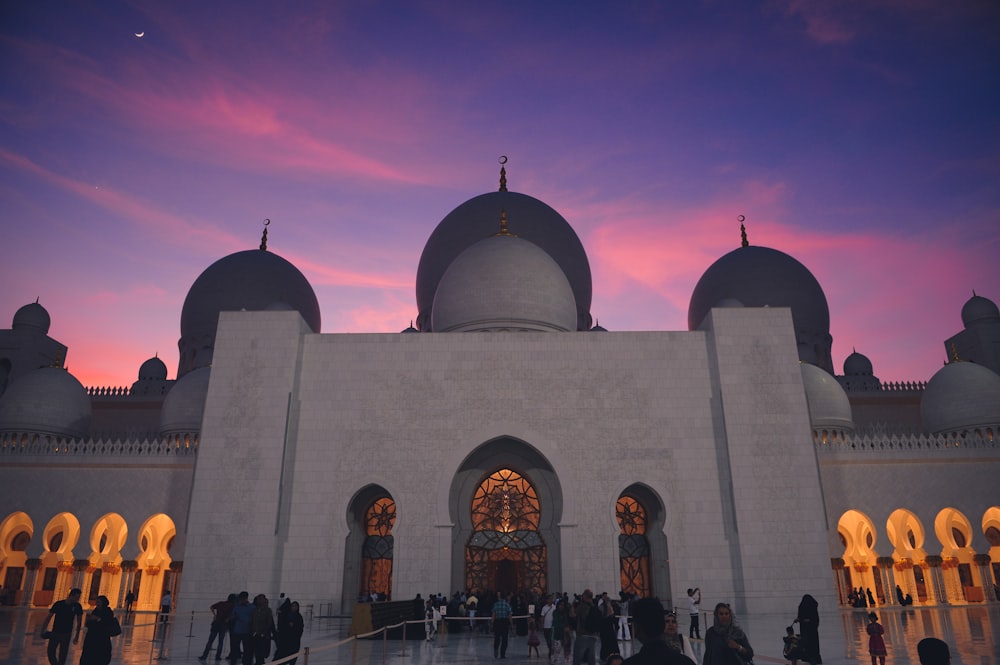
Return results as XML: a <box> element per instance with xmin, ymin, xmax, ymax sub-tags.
<box><xmin>2</xmin><ymin>1</ymin><xmax>998</xmax><ymax>387</ymax></box>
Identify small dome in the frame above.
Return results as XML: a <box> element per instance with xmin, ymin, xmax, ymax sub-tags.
<box><xmin>961</xmin><ymin>294</ymin><xmax>999</xmax><ymax>327</ymax></box>
<box><xmin>800</xmin><ymin>363</ymin><xmax>854</xmax><ymax>432</ymax></box>
<box><xmin>416</xmin><ymin>191</ymin><xmax>592</xmax><ymax>331</ymax></box>
<box><xmin>431</xmin><ymin>235</ymin><xmax>577</xmax><ymax>333</ymax></box>
<box><xmin>159</xmin><ymin>366</ymin><xmax>211</xmax><ymax>435</ymax></box>
<box><xmin>12</xmin><ymin>302</ymin><xmax>51</xmax><ymax>334</ymax></box>
<box><xmin>0</xmin><ymin>367</ymin><xmax>91</xmax><ymax>438</ymax></box>
<box><xmin>921</xmin><ymin>362</ymin><xmax>1000</xmax><ymax>435</ymax></box>
<box><xmin>401</xmin><ymin>322</ymin><xmax>418</xmax><ymax>333</ymax></box>
<box><xmin>843</xmin><ymin>351</ymin><xmax>873</xmax><ymax>376</ymax></box>
<box><xmin>138</xmin><ymin>356</ymin><xmax>168</xmax><ymax>381</ymax></box>
<box><xmin>178</xmin><ymin>249</ymin><xmax>321</xmax><ymax>378</ymax></box>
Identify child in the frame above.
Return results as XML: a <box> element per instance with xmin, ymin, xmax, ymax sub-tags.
<box><xmin>783</xmin><ymin>625</ymin><xmax>802</xmax><ymax>664</ymax></box>
<box><xmin>527</xmin><ymin>618</ymin><xmax>541</xmax><ymax>657</ymax></box>
<box><xmin>867</xmin><ymin>612</ymin><xmax>886</xmax><ymax>665</ymax></box>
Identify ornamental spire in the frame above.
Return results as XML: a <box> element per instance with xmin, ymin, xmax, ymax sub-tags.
<box><xmin>494</xmin><ymin>209</ymin><xmax>517</xmax><ymax>237</ymax></box>
<box><xmin>739</xmin><ymin>214</ymin><xmax>748</xmax><ymax>248</ymax></box>
<box><xmin>260</xmin><ymin>218</ymin><xmax>270</xmax><ymax>251</ymax></box>
<box><xmin>498</xmin><ymin>155</ymin><xmax>508</xmax><ymax>192</ymax></box>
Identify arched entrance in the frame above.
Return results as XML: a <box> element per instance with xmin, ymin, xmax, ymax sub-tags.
<box><xmin>465</xmin><ymin>468</ymin><xmax>546</xmax><ymax>595</ymax></box>
<box><xmin>449</xmin><ymin>437</ymin><xmax>563</xmax><ymax>596</ymax></box>
<box><xmin>342</xmin><ymin>485</ymin><xmax>396</xmax><ymax>613</ymax></box>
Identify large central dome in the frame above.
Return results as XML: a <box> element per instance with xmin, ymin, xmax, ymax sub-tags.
<box><xmin>416</xmin><ymin>190</ymin><xmax>592</xmax><ymax>331</ymax></box>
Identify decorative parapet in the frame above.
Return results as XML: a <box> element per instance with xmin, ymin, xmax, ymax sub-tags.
<box><xmin>86</xmin><ymin>382</ymin><xmax>172</xmax><ymax>400</ymax></box>
<box><xmin>815</xmin><ymin>429</ymin><xmax>998</xmax><ymax>455</ymax></box>
<box><xmin>86</xmin><ymin>386</ymin><xmax>132</xmax><ymax>397</ymax></box>
<box><xmin>842</xmin><ymin>379</ymin><xmax>928</xmax><ymax>394</ymax></box>
<box><xmin>0</xmin><ymin>432</ymin><xmax>199</xmax><ymax>457</ymax></box>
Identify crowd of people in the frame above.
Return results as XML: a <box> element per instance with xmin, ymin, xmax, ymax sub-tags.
<box><xmin>36</xmin><ymin>584</ymin><xmax>958</xmax><ymax>665</ymax></box>
<box><xmin>195</xmin><ymin>591</ymin><xmax>304</xmax><ymax>665</ymax></box>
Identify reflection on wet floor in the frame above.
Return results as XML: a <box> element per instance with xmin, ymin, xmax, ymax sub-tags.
<box><xmin>1</xmin><ymin>605</ymin><xmax>998</xmax><ymax>665</ymax></box>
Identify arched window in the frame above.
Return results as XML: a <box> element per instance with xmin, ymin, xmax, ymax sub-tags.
<box><xmin>617</xmin><ymin>496</ymin><xmax>651</xmax><ymax>597</ymax></box>
<box><xmin>360</xmin><ymin>497</ymin><xmax>396</xmax><ymax>600</ymax></box>
<box><xmin>466</xmin><ymin>469</ymin><xmax>546</xmax><ymax>595</ymax></box>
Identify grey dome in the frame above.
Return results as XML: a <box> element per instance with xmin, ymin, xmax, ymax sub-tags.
<box><xmin>12</xmin><ymin>302</ymin><xmax>51</xmax><ymax>334</ymax></box>
<box><xmin>0</xmin><ymin>367</ymin><xmax>91</xmax><ymax>438</ymax></box>
<box><xmin>844</xmin><ymin>351</ymin><xmax>873</xmax><ymax>376</ymax></box>
<box><xmin>138</xmin><ymin>356</ymin><xmax>168</xmax><ymax>381</ymax></box>
<box><xmin>178</xmin><ymin>249</ymin><xmax>320</xmax><ymax>378</ymax></box>
<box><xmin>416</xmin><ymin>191</ymin><xmax>591</xmax><ymax>331</ymax></box>
<box><xmin>688</xmin><ymin>245</ymin><xmax>832</xmax><ymax>369</ymax></box>
<box><xmin>159</xmin><ymin>366</ymin><xmax>211</xmax><ymax>435</ymax></box>
<box><xmin>961</xmin><ymin>294</ymin><xmax>999</xmax><ymax>327</ymax></box>
<box><xmin>921</xmin><ymin>362</ymin><xmax>1000</xmax><ymax>435</ymax></box>
<box><xmin>801</xmin><ymin>362</ymin><xmax>854</xmax><ymax>431</ymax></box>
<box><xmin>431</xmin><ymin>234</ymin><xmax>577</xmax><ymax>333</ymax></box>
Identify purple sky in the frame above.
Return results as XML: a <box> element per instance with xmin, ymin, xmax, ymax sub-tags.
<box><xmin>2</xmin><ymin>1</ymin><xmax>999</xmax><ymax>387</ymax></box>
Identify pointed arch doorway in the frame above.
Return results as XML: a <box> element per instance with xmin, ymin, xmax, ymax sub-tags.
<box><xmin>465</xmin><ymin>469</ymin><xmax>547</xmax><ymax>595</ymax></box>
<box><xmin>451</xmin><ymin>439</ymin><xmax>563</xmax><ymax>596</ymax></box>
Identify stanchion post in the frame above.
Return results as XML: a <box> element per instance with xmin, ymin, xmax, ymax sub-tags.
<box><xmin>188</xmin><ymin>609</ymin><xmax>196</xmax><ymax>637</ymax></box>
<box><xmin>383</xmin><ymin>625</ymin><xmax>388</xmax><ymax>665</ymax></box>
<box><xmin>303</xmin><ymin>646</ymin><xmax>310</xmax><ymax>665</ymax></box>
<box><xmin>352</xmin><ymin>635</ymin><xmax>358</xmax><ymax>665</ymax></box>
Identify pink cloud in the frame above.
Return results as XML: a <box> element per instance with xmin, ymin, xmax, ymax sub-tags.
<box><xmin>0</xmin><ymin>148</ymin><xmax>242</xmax><ymax>253</ymax></box>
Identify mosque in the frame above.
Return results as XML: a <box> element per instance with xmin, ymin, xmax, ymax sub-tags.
<box><xmin>0</xmin><ymin>165</ymin><xmax>998</xmax><ymax>621</ymax></box>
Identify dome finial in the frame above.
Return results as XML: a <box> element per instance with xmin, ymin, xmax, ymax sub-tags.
<box><xmin>495</xmin><ymin>208</ymin><xmax>517</xmax><ymax>237</ymax></box>
<box><xmin>738</xmin><ymin>214</ymin><xmax>748</xmax><ymax>248</ymax></box>
<box><xmin>260</xmin><ymin>218</ymin><xmax>270</xmax><ymax>251</ymax></box>
<box><xmin>498</xmin><ymin>155</ymin><xmax>508</xmax><ymax>192</ymax></box>
<box><xmin>950</xmin><ymin>341</ymin><xmax>961</xmax><ymax>363</ymax></box>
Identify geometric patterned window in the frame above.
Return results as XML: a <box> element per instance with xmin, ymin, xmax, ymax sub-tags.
<box><xmin>465</xmin><ymin>469</ymin><xmax>547</xmax><ymax>595</ymax></box>
<box><xmin>617</xmin><ymin>495</ymin><xmax>651</xmax><ymax>598</ymax></box>
<box><xmin>360</xmin><ymin>497</ymin><xmax>396</xmax><ymax>600</ymax></box>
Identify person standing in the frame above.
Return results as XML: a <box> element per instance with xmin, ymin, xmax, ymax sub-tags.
<box><xmin>540</xmin><ymin>594</ymin><xmax>556</xmax><ymax>660</ymax></box>
<box><xmin>199</xmin><ymin>594</ymin><xmax>236</xmax><ymax>661</ymax></box>
<box><xmin>866</xmin><ymin>612</ymin><xmax>886</xmax><ymax>665</ymax></box>
<box><xmin>621</xmin><ymin>598</ymin><xmax>694</xmax><ymax>665</ymax></box>
<box><xmin>273</xmin><ymin>601</ymin><xmax>304</xmax><ymax>665</ymax></box>
<box><xmin>230</xmin><ymin>591</ymin><xmax>253</xmax><ymax>665</ymax></box>
<box><xmin>123</xmin><ymin>590</ymin><xmax>135</xmax><ymax>616</ymax></box>
<box><xmin>686</xmin><ymin>588</ymin><xmax>701</xmax><ymax>640</ymax></box>
<box><xmin>616</xmin><ymin>592</ymin><xmax>631</xmax><ymax>642</ymax></box>
<box><xmin>492</xmin><ymin>591</ymin><xmax>513</xmax><ymax>659</ymax></box>
<box><xmin>39</xmin><ymin>587</ymin><xmax>83</xmax><ymax>665</ymax></box>
<box><xmin>79</xmin><ymin>595</ymin><xmax>118</xmax><ymax>665</ymax></box>
<box><xmin>573</xmin><ymin>590</ymin><xmax>599</xmax><ymax>665</ymax></box>
<box><xmin>159</xmin><ymin>589</ymin><xmax>172</xmax><ymax>625</ymax></box>
<box><xmin>794</xmin><ymin>594</ymin><xmax>821</xmax><ymax>664</ymax></box>
<box><xmin>249</xmin><ymin>594</ymin><xmax>275</xmax><ymax>665</ymax></box>
<box><xmin>663</xmin><ymin>612</ymin><xmax>696</xmax><ymax>662</ymax></box>
<box><xmin>703</xmin><ymin>603</ymin><xmax>753</xmax><ymax>665</ymax></box>
<box><xmin>467</xmin><ymin>591</ymin><xmax>479</xmax><ymax>632</ymax></box>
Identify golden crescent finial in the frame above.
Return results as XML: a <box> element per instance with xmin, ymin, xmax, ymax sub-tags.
<box><xmin>499</xmin><ymin>155</ymin><xmax>508</xmax><ymax>192</ymax></box>
<box><xmin>738</xmin><ymin>214</ymin><xmax>748</xmax><ymax>248</ymax></box>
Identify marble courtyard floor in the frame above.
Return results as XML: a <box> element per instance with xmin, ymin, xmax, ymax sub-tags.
<box><xmin>1</xmin><ymin>604</ymin><xmax>997</xmax><ymax>665</ymax></box>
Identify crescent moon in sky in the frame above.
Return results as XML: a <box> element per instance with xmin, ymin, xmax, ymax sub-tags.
<box><xmin>135</xmin><ymin>31</ymin><xmax>145</xmax><ymax>38</ymax></box>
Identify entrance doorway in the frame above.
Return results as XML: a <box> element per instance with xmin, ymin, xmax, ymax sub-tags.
<box><xmin>465</xmin><ymin>469</ymin><xmax>547</xmax><ymax>595</ymax></box>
